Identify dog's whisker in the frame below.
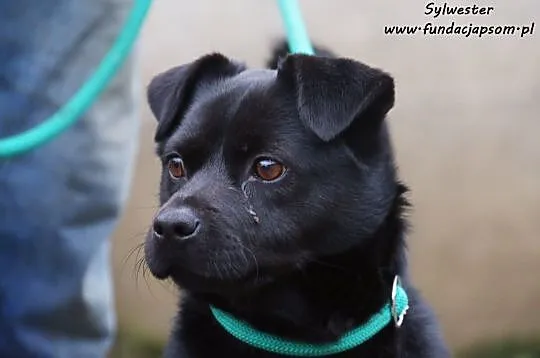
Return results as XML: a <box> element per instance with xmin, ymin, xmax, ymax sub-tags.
<box><xmin>133</xmin><ymin>255</ymin><xmax>157</xmax><ymax>301</ymax></box>
<box><xmin>232</xmin><ymin>236</ymin><xmax>260</xmax><ymax>282</ymax></box>
<box><xmin>138</xmin><ymin>258</ymin><xmax>160</xmax><ymax>300</ymax></box>
<box><xmin>133</xmin><ymin>257</ymin><xmax>143</xmax><ymax>291</ymax></box>
<box><xmin>120</xmin><ymin>242</ymin><xmax>145</xmax><ymax>279</ymax></box>
<box><xmin>123</xmin><ymin>241</ymin><xmax>145</xmax><ymax>266</ymax></box>
<box><xmin>134</xmin><ymin>256</ymin><xmax>146</xmax><ymax>286</ymax></box>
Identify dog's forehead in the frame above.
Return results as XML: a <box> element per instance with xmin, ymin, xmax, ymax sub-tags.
<box><xmin>230</xmin><ymin>68</ymin><xmax>277</xmax><ymax>87</ymax></box>
<box><xmin>184</xmin><ymin>68</ymin><xmax>278</xmax><ymax>127</ymax></box>
<box><xmin>165</xmin><ymin>68</ymin><xmax>298</xmax><ymax>154</ymax></box>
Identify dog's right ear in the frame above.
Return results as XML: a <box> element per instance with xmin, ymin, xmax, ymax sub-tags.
<box><xmin>147</xmin><ymin>54</ymin><xmax>246</xmax><ymax>142</ymax></box>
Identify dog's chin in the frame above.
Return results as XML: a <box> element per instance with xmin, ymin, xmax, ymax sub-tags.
<box><xmin>164</xmin><ymin>266</ymin><xmax>276</xmax><ymax>297</ymax></box>
<box><xmin>144</xmin><ymin>252</ymin><xmax>266</xmax><ymax>295</ymax></box>
<box><xmin>146</xmin><ymin>261</ymin><xmax>172</xmax><ymax>280</ymax></box>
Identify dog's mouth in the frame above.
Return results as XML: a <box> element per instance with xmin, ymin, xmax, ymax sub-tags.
<box><xmin>143</xmin><ymin>228</ymin><xmax>312</xmax><ymax>295</ymax></box>
<box><xmin>144</xmin><ymin>230</ymin><xmax>263</xmax><ymax>286</ymax></box>
<box><xmin>148</xmin><ymin>259</ymin><xmax>279</xmax><ymax>297</ymax></box>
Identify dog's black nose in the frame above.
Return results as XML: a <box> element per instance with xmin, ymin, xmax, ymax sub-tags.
<box><xmin>153</xmin><ymin>208</ymin><xmax>201</xmax><ymax>240</ymax></box>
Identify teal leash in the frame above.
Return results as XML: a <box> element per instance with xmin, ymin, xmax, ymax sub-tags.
<box><xmin>0</xmin><ymin>0</ymin><xmax>152</xmax><ymax>158</ymax></box>
<box><xmin>210</xmin><ymin>276</ymin><xmax>410</xmax><ymax>357</ymax></box>
<box><xmin>276</xmin><ymin>0</ymin><xmax>314</xmax><ymax>55</ymax></box>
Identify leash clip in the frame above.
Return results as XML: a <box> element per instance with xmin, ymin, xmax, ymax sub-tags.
<box><xmin>391</xmin><ymin>275</ymin><xmax>409</xmax><ymax>328</ymax></box>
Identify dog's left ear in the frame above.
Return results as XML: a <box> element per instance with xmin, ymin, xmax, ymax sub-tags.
<box><xmin>277</xmin><ymin>54</ymin><xmax>395</xmax><ymax>141</ymax></box>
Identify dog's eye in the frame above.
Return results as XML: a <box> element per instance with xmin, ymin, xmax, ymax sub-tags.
<box><xmin>167</xmin><ymin>157</ymin><xmax>185</xmax><ymax>179</ymax></box>
<box><xmin>253</xmin><ymin>158</ymin><xmax>286</xmax><ymax>182</ymax></box>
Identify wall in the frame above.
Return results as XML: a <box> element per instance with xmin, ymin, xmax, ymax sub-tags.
<box><xmin>112</xmin><ymin>0</ymin><xmax>540</xmax><ymax>349</ymax></box>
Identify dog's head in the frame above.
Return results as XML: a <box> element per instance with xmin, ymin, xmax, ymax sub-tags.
<box><xmin>144</xmin><ymin>53</ymin><xmax>397</xmax><ymax>295</ymax></box>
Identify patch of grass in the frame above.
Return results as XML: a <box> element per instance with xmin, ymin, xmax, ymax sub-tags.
<box><xmin>456</xmin><ymin>336</ymin><xmax>540</xmax><ymax>358</ymax></box>
<box><xmin>109</xmin><ymin>330</ymin><xmax>165</xmax><ymax>358</ymax></box>
<box><xmin>109</xmin><ymin>330</ymin><xmax>540</xmax><ymax>358</ymax></box>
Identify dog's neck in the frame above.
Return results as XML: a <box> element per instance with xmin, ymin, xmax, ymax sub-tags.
<box><xmin>197</xmin><ymin>186</ymin><xmax>408</xmax><ymax>344</ymax></box>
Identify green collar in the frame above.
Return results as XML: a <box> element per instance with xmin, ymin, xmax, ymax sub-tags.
<box><xmin>209</xmin><ymin>276</ymin><xmax>409</xmax><ymax>357</ymax></box>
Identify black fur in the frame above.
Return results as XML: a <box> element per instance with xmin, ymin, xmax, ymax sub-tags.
<box><xmin>144</xmin><ymin>41</ymin><xmax>450</xmax><ymax>357</ymax></box>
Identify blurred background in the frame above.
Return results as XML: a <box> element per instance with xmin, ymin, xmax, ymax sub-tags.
<box><xmin>110</xmin><ymin>0</ymin><xmax>540</xmax><ymax>356</ymax></box>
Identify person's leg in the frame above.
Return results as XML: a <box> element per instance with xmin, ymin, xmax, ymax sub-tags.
<box><xmin>0</xmin><ymin>0</ymin><xmax>139</xmax><ymax>357</ymax></box>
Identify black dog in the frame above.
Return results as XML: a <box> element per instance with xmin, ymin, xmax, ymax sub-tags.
<box><xmin>144</xmin><ymin>42</ymin><xmax>450</xmax><ymax>357</ymax></box>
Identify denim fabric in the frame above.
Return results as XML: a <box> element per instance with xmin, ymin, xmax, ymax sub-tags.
<box><xmin>0</xmin><ymin>0</ymin><xmax>139</xmax><ymax>357</ymax></box>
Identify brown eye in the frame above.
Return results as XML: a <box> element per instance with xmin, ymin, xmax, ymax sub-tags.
<box><xmin>253</xmin><ymin>158</ymin><xmax>286</xmax><ymax>182</ymax></box>
<box><xmin>167</xmin><ymin>157</ymin><xmax>185</xmax><ymax>179</ymax></box>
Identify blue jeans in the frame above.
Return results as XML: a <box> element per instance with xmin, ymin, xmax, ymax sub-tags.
<box><xmin>0</xmin><ymin>0</ymin><xmax>139</xmax><ymax>357</ymax></box>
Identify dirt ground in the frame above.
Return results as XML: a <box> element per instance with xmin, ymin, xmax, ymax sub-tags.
<box><xmin>111</xmin><ymin>0</ymin><xmax>540</xmax><ymax>350</ymax></box>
